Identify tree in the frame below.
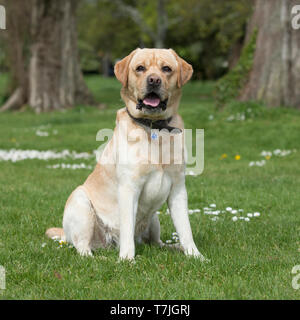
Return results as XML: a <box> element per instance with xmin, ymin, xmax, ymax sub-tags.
<box><xmin>240</xmin><ymin>0</ymin><xmax>300</xmax><ymax>108</ymax></box>
<box><xmin>111</xmin><ymin>0</ymin><xmax>169</xmax><ymax>48</ymax></box>
<box><xmin>1</xmin><ymin>0</ymin><xmax>94</xmax><ymax>112</ymax></box>
<box><xmin>0</xmin><ymin>0</ymin><xmax>31</xmax><ymax>110</ymax></box>
<box><xmin>77</xmin><ymin>0</ymin><xmax>141</xmax><ymax>76</ymax></box>
<box><xmin>77</xmin><ymin>0</ymin><xmax>251</xmax><ymax>80</ymax></box>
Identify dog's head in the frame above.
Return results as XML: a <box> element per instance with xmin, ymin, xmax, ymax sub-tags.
<box><xmin>114</xmin><ymin>48</ymin><xmax>193</xmax><ymax>119</ymax></box>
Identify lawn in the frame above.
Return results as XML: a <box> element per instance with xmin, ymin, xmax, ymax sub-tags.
<box><xmin>0</xmin><ymin>75</ymin><xmax>300</xmax><ymax>299</ymax></box>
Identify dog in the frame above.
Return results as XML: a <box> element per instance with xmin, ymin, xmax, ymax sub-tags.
<box><xmin>46</xmin><ymin>48</ymin><xmax>206</xmax><ymax>261</ymax></box>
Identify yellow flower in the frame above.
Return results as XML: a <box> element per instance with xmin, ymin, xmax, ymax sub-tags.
<box><xmin>235</xmin><ymin>155</ymin><xmax>241</xmax><ymax>160</ymax></box>
<box><xmin>220</xmin><ymin>153</ymin><xmax>228</xmax><ymax>159</ymax></box>
<box><xmin>59</xmin><ymin>240</ymin><xmax>67</xmax><ymax>246</ymax></box>
<box><xmin>265</xmin><ymin>155</ymin><xmax>271</xmax><ymax>160</ymax></box>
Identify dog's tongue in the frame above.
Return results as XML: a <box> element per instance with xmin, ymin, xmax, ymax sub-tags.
<box><xmin>143</xmin><ymin>97</ymin><xmax>160</xmax><ymax>107</ymax></box>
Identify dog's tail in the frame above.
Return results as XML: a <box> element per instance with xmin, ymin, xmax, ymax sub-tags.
<box><xmin>45</xmin><ymin>227</ymin><xmax>65</xmax><ymax>240</ymax></box>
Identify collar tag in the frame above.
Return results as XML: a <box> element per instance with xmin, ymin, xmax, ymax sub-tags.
<box><xmin>151</xmin><ymin>130</ymin><xmax>158</xmax><ymax>140</ymax></box>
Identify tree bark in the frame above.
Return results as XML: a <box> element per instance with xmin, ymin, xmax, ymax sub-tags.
<box><xmin>240</xmin><ymin>0</ymin><xmax>300</xmax><ymax>108</ymax></box>
<box><xmin>1</xmin><ymin>0</ymin><xmax>94</xmax><ymax>112</ymax></box>
<box><xmin>29</xmin><ymin>0</ymin><xmax>94</xmax><ymax>112</ymax></box>
<box><xmin>0</xmin><ymin>0</ymin><xmax>31</xmax><ymax>109</ymax></box>
<box><xmin>155</xmin><ymin>0</ymin><xmax>168</xmax><ymax>48</ymax></box>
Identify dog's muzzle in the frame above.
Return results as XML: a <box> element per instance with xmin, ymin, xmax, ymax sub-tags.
<box><xmin>136</xmin><ymin>92</ymin><xmax>168</xmax><ymax>111</ymax></box>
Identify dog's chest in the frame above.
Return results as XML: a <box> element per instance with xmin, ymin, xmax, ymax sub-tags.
<box><xmin>139</xmin><ymin>169</ymin><xmax>172</xmax><ymax>210</ymax></box>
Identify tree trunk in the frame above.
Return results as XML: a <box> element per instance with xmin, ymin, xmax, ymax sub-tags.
<box><xmin>1</xmin><ymin>0</ymin><xmax>95</xmax><ymax>112</ymax></box>
<box><xmin>29</xmin><ymin>0</ymin><xmax>94</xmax><ymax>112</ymax></box>
<box><xmin>155</xmin><ymin>0</ymin><xmax>168</xmax><ymax>48</ymax></box>
<box><xmin>240</xmin><ymin>0</ymin><xmax>300</xmax><ymax>108</ymax></box>
<box><xmin>0</xmin><ymin>0</ymin><xmax>31</xmax><ymax>109</ymax></box>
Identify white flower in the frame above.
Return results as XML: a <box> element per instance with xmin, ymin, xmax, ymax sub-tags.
<box><xmin>47</xmin><ymin>163</ymin><xmax>93</xmax><ymax>170</ymax></box>
<box><xmin>59</xmin><ymin>240</ymin><xmax>66</xmax><ymax>246</ymax></box>
<box><xmin>244</xmin><ymin>218</ymin><xmax>250</xmax><ymax>222</ymax></box>
<box><xmin>36</xmin><ymin>130</ymin><xmax>49</xmax><ymax>137</ymax></box>
<box><xmin>227</xmin><ymin>115</ymin><xmax>235</xmax><ymax>122</ymax></box>
<box><xmin>254</xmin><ymin>212</ymin><xmax>260</xmax><ymax>217</ymax></box>
<box><xmin>249</xmin><ymin>160</ymin><xmax>266</xmax><ymax>167</ymax></box>
<box><xmin>186</xmin><ymin>170</ymin><xmax>196</xmax><ymax>176</ymax></box>
<box><xmin>260</xmin><ymin>151</ymin><xmax>272</xmax><ymax>157</ymax></box>
<box><xmin>273</xmin><ymin>149</ymin><xmax>281</xmax><ymax>155</ymax></box>
<box><xmin>210</xmin><ymin>204</ymin><xmax>216</xmax><ymax>208</ymax></box>
<box><xmin>231</xmin><ymin>210</ymin><xmax>237</xmax><ymax>214</ymax></box>
<box><xmin>247</xmin><ymin>213</ymin><xmax>253</xmax><ymax>217</ymax></box>
<box><xmin>232</xmin><ymin>216</ymin><xmax>238</xmax><ymax>222</ymax></box>
<box><xmin>0</xmin><ymin>149</ymin><xmax>92</xmax><ymax>162</ymax></box>
<box><xmin>226</xmin><ymin>207</ymin><xmax>232</xmax><ymax>211</ymax></box>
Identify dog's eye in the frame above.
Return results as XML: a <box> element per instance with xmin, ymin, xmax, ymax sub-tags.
<box><xmin>162</xmin><ymin>66</ymin><xmax>172</xmax><ymax>72</ymax></box>
<box><xmin>136</xmin><ymin>65</ymin><xmax>146</xmax><ymax>72</ymax></box>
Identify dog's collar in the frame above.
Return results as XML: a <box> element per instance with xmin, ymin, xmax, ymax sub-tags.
<box><xmin>126</xmin><ymin>108</ymin><xmax>182</xmax><ymax>133</ymax></box>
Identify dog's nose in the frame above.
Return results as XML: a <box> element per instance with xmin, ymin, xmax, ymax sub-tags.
<box><xmin>147</xmin><ymin>74</ymin><xmax>161</xmax><ymax>88</ymax></box>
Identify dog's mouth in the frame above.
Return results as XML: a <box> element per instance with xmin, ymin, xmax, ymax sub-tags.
<box><xmin>137</xmin><ymin>92</ymin><xmax>168</xmax><ymax>111</ymax></box>
<box><xmin>142</xmin><ymin>92</ymin><xmax>161</xmax><ymax>107</ymax></box>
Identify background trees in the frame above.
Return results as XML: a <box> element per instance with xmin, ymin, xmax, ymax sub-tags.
<box><xmin>0</xmin><ymin>0</ymin><xmax>94</xmax><ymax>112</ymax></box>
<box><xmin>1</xmin><ymin>0</ymin><xmax>300</xmax><ymax>111</ymax></box>
<box><xmin>240</xmin><ymin>0</ymin><xmax>300</xmax><ymax>108</ymax></box>
<box><xmin>77</xmin><ymin>0</ymin><xmax>252</xmax><ymax>79</ymax></box>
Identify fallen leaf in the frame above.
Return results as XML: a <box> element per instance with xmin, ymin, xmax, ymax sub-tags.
<box><xmin>54</xmin><ymin>271</ymin><xmax>62</xmax><ymax>280</ymax></box>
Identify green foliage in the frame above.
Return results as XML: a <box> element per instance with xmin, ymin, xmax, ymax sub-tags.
<box><xmin>77</xmin><ymin>0</ymin><xmax>141</xmax><ymax>73</ymax></box>
<box><xmin>222</xmin><ymin>100</ymin><xmax>266</xmax><ymax>122</ymax></box>
<box><xmin>78</xmin><ymin>0</ymin><xmax>252</xmax><ymax>79</ymax></box>
<box><xmin>167</xmin><ymin>0</ymin><xmax>252</xmax><ymax>79</ymax></box>
<box><xmin>214</xmin><ymin>29</ymin><xmax>258</xmax><ymax>108</ymax></box>
<box><xmin>78</xmin><ymin>40</ymin><xmax>101</xmax><ymax>73</ymax></box>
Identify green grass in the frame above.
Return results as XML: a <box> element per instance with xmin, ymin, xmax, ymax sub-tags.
<box><xmin>0</xmin><ymin>75</ymin><xmax>300</xmax><ymax>299</ymax></box>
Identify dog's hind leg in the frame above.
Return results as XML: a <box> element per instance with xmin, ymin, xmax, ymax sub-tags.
<box><xmin>63</xmin><ymin>186</ymin><xmax>97</xmax><ymax>257</ymax></box>
<box><xmin>142</xmin><ymin>214</ymin><xmax>164</xmax><ymax>247</ymax></box>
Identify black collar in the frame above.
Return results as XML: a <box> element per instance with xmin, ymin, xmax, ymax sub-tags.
<box><xmin>126</xmin><ymin>108</ymin><xmax>182</xmax><ymax>133</ymax></box>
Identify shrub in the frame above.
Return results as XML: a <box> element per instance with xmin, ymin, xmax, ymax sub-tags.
<box><xmin>214</xmin><ymin>29</ymin><xmax>257</xmax><ymax>108</ymax></box>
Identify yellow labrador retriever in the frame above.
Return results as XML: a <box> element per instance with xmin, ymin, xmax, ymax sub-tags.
<box><xmin>46</xmin><ymin>48</ymin><xmax>205</xmax><ymax>261</ymax></box>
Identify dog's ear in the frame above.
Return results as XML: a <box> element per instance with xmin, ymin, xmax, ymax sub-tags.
<box><xmin>169</xmin><ymin>49</ymin><xmax>193</xmax><ymax>88</ymax></box>
<box><xmin>114</xmin><ymin>49</ymin><xmax>139</xmax><ymax>87</ymax></box>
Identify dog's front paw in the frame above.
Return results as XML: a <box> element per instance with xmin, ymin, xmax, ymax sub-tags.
<box><xmin>119</xmin><ymin>252</ymin><xmax>135</xmax><ymax>262</ymax></box>
<box><xmin>184</xmin><ymin>245</ymin><xmax>209</xmax><ymax>262</ymax></box>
